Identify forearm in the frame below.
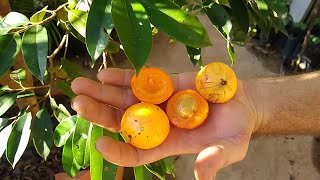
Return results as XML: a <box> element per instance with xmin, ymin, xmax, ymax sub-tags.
<box><xmin>245</xmin><ymin>71</ymin><xmax>320</xmax><ymax>135</ymax></box>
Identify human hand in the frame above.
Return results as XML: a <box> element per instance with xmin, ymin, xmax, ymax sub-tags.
<box><xmin>71</xmin><ymin>68</ymin><xmax>258</xmax><ymax>180</ymax></box>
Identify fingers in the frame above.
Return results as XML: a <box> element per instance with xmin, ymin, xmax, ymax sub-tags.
<box><xmin>95</xmin><ymin>136</ymin><xmax>168</xmax><ymax>167</ymax></box>
<box><xmin>194</xmin><ymin>137</ymin><xmax>249</xmax><ymax>180</ymax></box>
<box><xmin>97</xmin><ymin>68</ymin><xmax>134</xmax><ymax>86</ymax></box>
<box><xmin>71</xmin><ymin>77</ymin><xmax>139</xmax><ymax>109</ymax></box>
<box><xmin>71</xmin><ymin>95</ymin><xmax>122</xmax><ymax>132</ymax></box>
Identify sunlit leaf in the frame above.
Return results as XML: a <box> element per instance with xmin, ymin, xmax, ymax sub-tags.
<box><xmin>6</xmin><ymin>112</ymin><xmax>32</xmax><ymax>168</ymax></box>
<box><xmin>54</xmin><ymin>116</ymin><xmax>77</xmax><ymax>147</ymax></box>
<box><xmin>30</xmin><ymin>6</ymin><xmax>48</xmax><ymax>23</ymax></box>
<box><xmin>22</xmin><ymin>25</ymin><xmax>48</xmax><ymax>83</ymax></box>
<box><xmin>227</xmin><ymin>42</ymin><xmax>235</xmax><ymax>65</ymax></box>
<box><xmin>0</xmin><ymin>21</ymin><xmax>12</xmax><ymax>36</ymax></box>
<box><xmin>0</xmin><ymin>93</ymin><xmax>18</xmax><ymax>116</ymax></box>
<box><xmin>68</xmin><ymin>10</ymin><xmax>88</xmax><ymax>37</ymax></box>
<box><xmin>0</xmin><ymin>33</ymin><xmax>21</xmax><ymax>78</ymax></box>
<box><xmin>32</xmin><ymin>109</ymin><xmax>53</xmax><ymax>160</ymax></box>
<box><xmin>228</xmin><ymin>0</ymin><xmax>249</xmax><ymax>33</ymax></box>
<box><xmin>112</xmin><ymin>0</ymin><xmax>152</xmax><ymax>73</ymax></box>
<box><xmin>72</xmin><ymin>117</ymin><xmax>92</xmax><ymax>168</ymax></box>
<box><xmin>10</xmin><ymin>69</ymin><xmax>26</xmax><ymax>83</ymax></box>
<box><xmin>139</xmin><ymin>0</ymin><xmax>211</xmax><ymax>48</ymax></box>
<box><xmin>3</xmin><ymin>12</ymin><xmax>30</xmax><ymax>27</ymax></box>
<box><xmin>90</xmin><ymin>126</ymin><xmax>119</xmax><ymax>180</ymax></box>
<box><xmin>62</xmin><ymin>133</ymin><xmax>81</xmax><ymax>178</ymax></box>
<box><xmin>0</xmin><ymin>123</ymin><xmax>12</xmax><ymax>158</ymax></box>
<box><xmin>50</xmin><ymin>96</ymin><xmax>71</xmax><ymax>122</ymax></box>
<box><xmin>134</xmin><ymin>166</ymin><xmax>152</xmax><ymax>180</ymax></box>
<box><xmin>186</xmin><ymin>46</ymin><xmax>202</xmax><ymax>66</ymax></box>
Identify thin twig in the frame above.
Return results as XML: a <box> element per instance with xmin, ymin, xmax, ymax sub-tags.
<box><xmin>102</xmin><ymin>52</ymin><xmax>107</xmax><ymax>69</ymax></box>
<box><xmin>8</xmin><ymin>85</ymin><xmax>51</xmax><ymax>92</ymax></box>
<box><xmin>11</xmin><ymin>3</ymin><xmax>68</xmax><ymax>33</ymax></box>
<box><xmin>63</xmin><ymin>34</ymin><xmax>69</xmax><ymax>59</ymax></box>
<box><xmin>108</xmin><ymin>53</ymin><xmax>117</xmax><ymax>67</ymax></box>
<box><xmin>48</xmin><ymin>34</ymin><xmax>68</xmax><ymax>60</ymax></box>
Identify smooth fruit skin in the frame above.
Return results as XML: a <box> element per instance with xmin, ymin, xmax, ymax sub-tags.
<box><xmin>166</xmin><ymin>89</ymin><xmax>209</xmax><ymax>129</ymax></box>
<box><xmin>196</xmin><ymin>62</ymin><xmax>237</xmax><ymax>103</ymax></box>
<box><xmin>131</xmin><ymin>68</ymin><xmax>174</xmax><ymax>104</ymax></box>
<box><xmin>121</xmin><ymin>103</ymin><xmax>170</xmax><ymax>149</ymax></box>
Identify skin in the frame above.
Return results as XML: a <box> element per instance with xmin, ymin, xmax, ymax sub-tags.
<box><xmin>70</xmin><ymin>69</ymin><xmax>320</xmax><ymax>180</ymax></box>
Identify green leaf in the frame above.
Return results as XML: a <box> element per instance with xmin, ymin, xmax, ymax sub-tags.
<box><xmin>112</xmin><ymin>0</ymin><xmax>152</xmax><ymax>73</ymax></box>
<box><xmin>32</xmin><ymin>109</ymin><xmax>53</xmax><ymax>160</ymax></box>
<box><xmin>72</xmin><ymin>117</ymin><xmax>92</xmax><ymax>168</ymax></box>
<box><xmin>138</xmin><ymin>0</ymin><xmax>211</xmax><ymax>48</ymax></box>
<box><xmin>263</xmin><ymin>0</ymin><xmax>288</xmax><ymax>14</ymax></box>
<box><xmin>90</xmin><ymin>126</ymin><xmax>119</xmax><ymax>180</ymax></box>
<box><xmin>145</xmin><ymin>158</ymin><xmax>175</xmax><ymax>180</ymax></box>
<box><xmin>0</xmin><ymin>123</ymin><xmax>12</xmax><ymax>158</ymax></box>
<box><xmin>30</xmin><ymin>6</ymin><xmax>48</xmax><ymax>23</ymax></box>
<box><xmin>186</xmin><ymin>46</ymin><xmax>202</xmax><ymax>66</ymax></box>
<box><xmin>50</xmin><ymin>96</ymin><xmax>71</xmax><ymax>122</ymax></box>
<box><xmin>68</xmin><ymin>10</ymin><xmax>88</xmax><ymax>37</ymax></box>
<box><xmin>0</xmin><ymin>33</ymin><xmax>21</xmax><ymax>78</ymax></box>
<box><xmin>0</xmin><ymin>21</ymin><xmax>12</xmax><ymax>36</ymax></box>
<box><xmin>10</xmin><ymin>69</ymin><xmax>26</xmax><ymax>83</ymax></box>
<box><xmin>54</xmin><ymin>116</ymin><xmax>77</xmax><ymax>147</ymax></box>
<box><xmin>22</xmin><ymin>25</ymin><xmax>48</xmax><ymax>83</ymax></box>
<box><xmin>62</xmin><ymin>133</ymin><xmax>81</xmax><ymax>178</ymax></box>
<box><xmin>227</xmin><ymin>42</ymin><xmax>235</xmax><ymax>65</ymax></box>
<box><xmin>269</xmin><ymin>10</ymin><xmax>288</xmax><ymax>36</ymax></box>
<box><xmin>248</xmin><ymin>1</ymin><xmax>271</xmax><ymax>38</ymax></box>
<box><xmin>134</xmin><ymin>166</ymin><xmax>152</xmax><ymax>180</ymax></box>
<box><xmin>56</xmin><ymin>81</ymin><xmax>77</xmax><ymax>98</ymax></box>
<box><xmin>0</xmin><ymin>118</ymin><xmax>8</xmax><ymax>131</ymax></box>
<box><xmin>86</xmin><ymin>0</ymin><xmax>113</xmax><ymax>61</ymax></box>
<box><xmin>228</xmin><ymin>0</ymin><xmax>249</xmax><ymax>33</ymax></box>
<box><xmin>0</xmin><ymin>93</ymin><xmax>18</xmax><ymax>116</ymax></box>
<box><xmin>3</xmin><ymin>12</ymin><xmax>30</xmax><ymax>27</ymax></box>
<box><xmin>204</xmin><ymin>2</ymin><xmax>229</xmax><ymax>39</ymax></box>
<box><xmin>69</xmin><ymin>0</ymin><xmax>79</xmax><ymax>9</ymax></box>
<box><xmin>17</xmin><ymin>91</ymin><xmax>36</xmax><ymax>99</ymax></box>
<box><xmin>6</xmin><ymin>112</ymin><xmax>32</xmax><ymax>168</ymax></box>
<box><xmin>61</xmin><ymin>59</ymin><xmax>83</xmax><ymax>79</ymax></box>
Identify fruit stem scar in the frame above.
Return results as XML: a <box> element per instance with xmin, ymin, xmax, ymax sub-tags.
<box><xmin>221</xmin><ymin>79</ymin><xmax>227</xmax><ymax>85</ymax></box>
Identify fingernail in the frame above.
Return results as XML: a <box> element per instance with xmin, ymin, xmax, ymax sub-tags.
<box><xmin>71</xmin><ymin>98</ymin><xmax>76</xmax><ymax>110</ymax></box>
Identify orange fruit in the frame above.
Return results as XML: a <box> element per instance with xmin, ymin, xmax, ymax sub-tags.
<box><xmin>121</xmin><ymin>103</ymin><xmax>170</xmax><ymax>149</ymax></box>
<box><xmin>166</xmin><ymin>89</ymin><xmax>209</xmax><ymax>129</ymax></box>
<box><xmin>196</xmin><ymin>62</ymin><xmax>237</xmax><ymax>103</ymax></box>
<box><xmin>131</xmin><ymin>68</ymin><xmax>174</xmax><ymax>104</ymax></box>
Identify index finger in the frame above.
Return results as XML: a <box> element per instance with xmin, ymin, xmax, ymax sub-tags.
<box><xmin>97</xmin><ymin>68</ymin><xmax>197</xmax><ymax>91</ymax></box>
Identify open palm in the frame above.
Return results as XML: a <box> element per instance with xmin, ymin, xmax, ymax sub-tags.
<box><xmin>71</xmin><ymin>68</ymin><xmax>257</xmax><ymax>180</ymax></box>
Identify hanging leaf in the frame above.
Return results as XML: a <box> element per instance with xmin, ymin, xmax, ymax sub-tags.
<box><xmin>269</xmin><ymin>10</ymin><xmax>288</xmax><ymax>36</ymax></box>
<box><xmin>228</xmin><ymin>0</ymin><xmax>249</xmax><ymax>33</ymax></box>
<box><xmin>0</xmin><ymin>123</ymin><xmax>13</xmax><ymax>158</ymax></box>
<box><xmin>112</xmin><ymin>0</ymin><xmax>152</xmax><ymax>73</ymax></box>
<box><xmin>3</xmin><ymin>12</ymin><xmax>30</xmax><ymax>27</ymax></box>
<box><xmin>0</xmin><ymin>93</ymin><xmax>18</xmax><ymax>116</ymax></box>
<box><xmin>90</xmin><ymin>126</ymin><xmax>119</xmax><ymax>180</ymax></box>
<box><xmin>72</xmin><ymin>117</ymin><xmax>92</xmax><ymax>168</ymax></box>
<box><xmin>263</xmin><ymin>0</ymin><xmax>288</xmax><ymax>14</ymax></box>
<box><xmin>22</xmin><ymin>25</ymin><xmax>48</xmax><ymax>83</ymax></box>
<box><xmin>86</xmin><ymin>0</ymin><xmax>113</xmax><ymax>61</ymax></box>
<box><xmin>56</xmin><ymin>81</ymin><xmax>77</xmax><ymax>98</ymax></box>
<box><xmin>10</xmin><ymin>69</ymin><xmax>26</xmax><ymax>83</ymax></box>
<box><xmin>68</xmin><ymin>10</ymin><xmax>88</xmax><ymax>37</ymax></box>
<box><xmin>248</xmin><ymin>1</ymin><xmax>271</xmax><ymax>38</ymax></box>
<box><xmin>138</xmin><ymin>0</ymin><xmax>211</xmax><ymax>48</ymax></box>
<box><xmin>0</xmin><ymin>33</ymin><xmax>21</xmax><ymax>78</ymax></box>
<box><xmin>6</xmin><ymin>112</ymin><xmax>32</xmax><ymax>168</ymax></box>
<box><xmin>32</xmin><ymin>109</ymin><xmax>53</xmax><ymax>160</ymax></box>
<box><xmin>105</xmin><ymin>40</ymin><xmax>120</xmax><ymax>53</ymax></box>
<box><xmin>145</xmin><ymin>158</ymin><xmax>175</xmax><ymax>180</ymax></box>
<box><xmin>62</xmin><ymin>133</ymin><xmax>81</xmax><ymax>178</ymax></box>
<box><xmin>204</xmin><ymin>1</ymin><xmax>229</xmax><ymax>38</ymax></box>
<box><xmin>54</xmin><ymin>116</ymin><xmax>77</xmax><ymax>147</ymax></box>
<box><xmin>0</xmin><ymin>118</ymin><xmax>8</xmax><ymax>131</ymax></box>
<box><xmin>69</xmin><ymin>0</ymin><xmax>79</xmax><ymax>9</ymax></box>
<box><xmin>50</xmin><ymin>96</ymin><xmax>71</xmax><ymax>122</ymax></box>
<box><xmin>30</xmin><ymin>6</ymin><xmax>49</xmax><ymax>23</ymax></box>
<box><xmin>227</xmin><ymin>42</ymin><xmax>235</xmax><ymax>65</ymax></box>
<box><xmin>186</xmin><ymin>46</ymin><xmax>202</xmax><ymax>66</ymax></box>
<box><xmin>0</xmin><ymin>21</ymin><xmax>12</xmax><ymax>36</ymax></box>
<box><xmin>134</xmin><ymin>166</ymin><xmax>152</xmax><ymax>180</ymax></box>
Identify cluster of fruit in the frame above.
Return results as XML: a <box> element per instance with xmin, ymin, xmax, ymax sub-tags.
<box><xmin>120</xmin><ymin>62</ymin><xmax>237</xmax><ymax>149</ymax></box>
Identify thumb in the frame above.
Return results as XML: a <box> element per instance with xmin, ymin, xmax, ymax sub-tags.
<box><xmin>194</xmin><ymin>146</ymin><xmax>224</xmax><ymax>180</ymax></box>
<box><xmin>194</xmin><ymin>137</ymin><xmax>249</xmax><ymax>180</ymax></box>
